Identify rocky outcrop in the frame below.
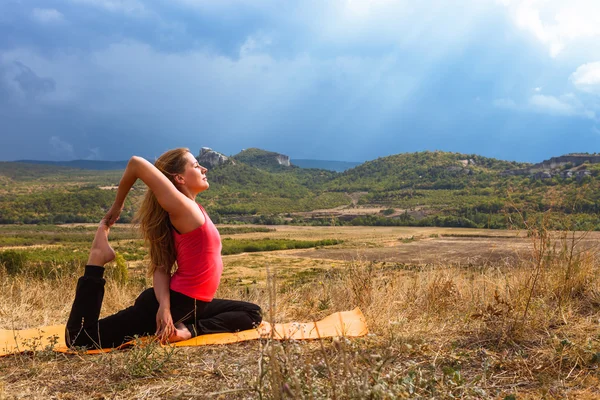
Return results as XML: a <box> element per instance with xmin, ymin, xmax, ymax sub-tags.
<box><xmin>501</xmin><ymin>169</ymin><xmax>530</xmax><ymax>176</ymax></box>
<box><xmin>197</xmin><ymin>147</ymin><xmax>231</xmax><ymax>169</ymax></box>
<box><xmin>444</xmin><ymin>159</ymin><xmax>476</xmax><ymax>175</ymax></box>
<box><xmin>534</xmin><ymin>154</ymin><xmax>600</xmax><ymax>170</ymax></box>
<box><xmin>532</xmin><ymin>170</ymin><xmax>591</xmax><ymax>180</ymax></box>
<box><xmin>446</xmin><ymin>165</ymin><xmax>473</xmax><ymax>175</ymax></box>
<box><xmin>274</xmin><ymin>154</ymin><xmax>291</xmax><ymax>167</ymax></box>
<box><xmin>502</xmin><ymin>153</ymin><xmax>597</xmax><ymax>180</ymax></box>
<box><xmin>458</xmin><ymin>159</ymin><xmax>476</xmax><ymax>167</ymax></box>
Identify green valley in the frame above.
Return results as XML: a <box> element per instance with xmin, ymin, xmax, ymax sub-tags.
<box><xmin>2</xmin><ymin>149</ymin><xmax>600</xmax><ymax>230</ymax></box>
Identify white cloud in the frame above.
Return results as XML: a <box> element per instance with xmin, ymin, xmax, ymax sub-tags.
<box><xmin>306</xmin><ymin>0</ymin><xmax>491</xmax><ymax>50</ymax></box>
<box><xmin>239</xmin><ymin>34</ymin><xmax>273</xmax><ymax>58</ymax></box>
<box><xmin>1</xmin><ymin>39</ymin><xmax>376</xmax><ymax>122</ymax></box>
<box><xmin>499</xmin><ymin>0</ymin><xmax>600</xmax><ymax>57</ymax></box>
<box><xmin>171</xmin><ymin>0</ymin><xmax>487</xmax><ymax>52</ymax></box>
<box><xmin>493</xmin><ymin>98</ymin><xmax>517</xmax><ymax>109</ymax></box>
<box><xmin>172</xmin><ymin>0</ymin><xmax>276</xmax><ymax>8</ymax></box>
<box><xmin>494</xmin><ymin>93</ymin><xmax>595</xmax><ymax>119</ymax></box>
<box><xmin>85</xmin><ymin>147</ymin><xmax>102</xmax><ymax>160</ymax></box>
<box><xmin>68</xmin><ymin>0</ymin><xmax>146</xmax><ymax>15</ymax></box>
<box><xmin>571</xmin><ymin>61</ymin><xmax>600</xmax><ymax>94</ymax></box>
<box><xmin>528</xmin><ymin>94</ymin><xmax>595</xmax><ymax>119</ymax></box>
<box><xmin>529</xmin><ymin>94</ymin><xmax>576</xmax><ymax>115</ymax></box>
<box><xmin>317</xmin><ymin>0</ymin><xmax>413</xmax><ymax>41</ymax></box>
<box><xmin>49</xmin><ymin>136</ymin><xmax>75</xmax><ymax>158</ymax></box>
<box><xmin>498</xmin><ymin>1</ymin><xmax>600</xmax><ymax>123</ymax></box>
<box><xmin>31</xmin><ymin>8</ymin><xmax>64</xmax><ymax>24</ymax></box>
<box><xmin>3</xmin><ymin>38</ymin><xmax>427</xmax><ymax>155</ymax></box>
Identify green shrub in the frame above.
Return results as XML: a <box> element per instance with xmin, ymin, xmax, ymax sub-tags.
<box><xmin>0</xmin><ymin>250</ymin><xmax>28</xmax><ymax>275</ymax></box>
<box><xmin>221</xmin><ymin>238</ymin><xmax>342</xmax><ymax>255</ymax></box>
<box><xmin>106</xmin><ymin>252</ymin><xmax>128</xmax><ymax>284</ymax></box>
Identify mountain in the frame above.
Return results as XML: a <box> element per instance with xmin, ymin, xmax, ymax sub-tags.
<box><xmin>503</xmin><ymin>153</ymin><xmax>599</xmax><ymax>180</ymax></box>
<box><xmin>15</xmin><ymin>159</ymin><xmax>128</xmax><ymax>170</ymax></box>
<box><xmin>229</xmin><ymin>149</ymin><xmax>360</xmax><ymax>172</ymax></box>
<box><xmin>4</xmin><ymin>150</ymin><xmax>600</xmax><ymax>229</ymax></box>
<box><xmin>327</xmin><ymin>151</ymin><xmax>530</xmax><ymax>191</ymax></box>
<box><xmin>291</xmin><ymin>159</ymin><xmax>361</xmax><ymax>172</ymax></box>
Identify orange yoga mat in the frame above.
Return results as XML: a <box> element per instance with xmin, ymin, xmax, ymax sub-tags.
<box><xmin>0</xmin><ymin>308</ymin><xmax>368</xmax><ymax>356</ymax></box>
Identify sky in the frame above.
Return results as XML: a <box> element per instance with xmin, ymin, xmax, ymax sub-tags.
<box><xmin>2</xmin><ymin>0</ymin><xmax>600</xmax><ymax>163</ymax></box>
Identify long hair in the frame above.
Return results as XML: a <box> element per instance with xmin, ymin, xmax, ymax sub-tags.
<box><xmin>134</xmin><ymin>148</ymin><xmax>191</xmax><ymax>276</ymax></box>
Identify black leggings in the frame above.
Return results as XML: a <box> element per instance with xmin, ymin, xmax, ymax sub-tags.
<box><xmin>65</xmin><ymin>265</ymin><xmax>262</xmax><ymax>349</ymax></box>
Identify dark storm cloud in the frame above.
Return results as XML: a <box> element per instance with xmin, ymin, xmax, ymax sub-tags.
<box><xmin>12</xmin><ymin>61</ymin><xmax>56</xmax><ymax>98</ymax></box>
<box><xmin>1</xmin><ymin>0</ymin><xmax>599</xmax><ymax>162</ymax></box>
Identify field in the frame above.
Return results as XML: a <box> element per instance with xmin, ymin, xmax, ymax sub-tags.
<box><xmin>1</xmin><ymin>224</ymin><xmax>600</xmax><ymax>399</ymax></box>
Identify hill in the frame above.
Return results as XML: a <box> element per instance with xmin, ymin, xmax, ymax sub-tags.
<box><xmin>15</xmin><ymin>159</ymin><xmax>129</xmax><ymax>170</ymax></box>
<box><xmin>231</xmin><ymin>148</ymin><xmax>291</xmax><ymax>170</ymax></box>
<box><xmin>291</xmin><ymin>159</ymin><xmax>361</xmax><ymax>172</ymax></box>
<box><xmin>320</xmin><ymin>151</ymin><xmax>600</xmax><ymax>229</ymax></box>
<box><xmin>200</xmin><ymin>161</ymin><xmax>348</xmax><ymax>219</ymax></box>
<box><xmin>327</xmin><ymin>151</ymin><xmax>530</xmax><ymax>191</ymax></box>
<box><xmin>0</xmin><ymin>161</ymin><xmax>80</xmax><ymax>180</ymax></box>
<box><xmin>2</xmin><ymin>150</ymin><xmax>600</xmax><ymax>229</ymax></box>
<box><xmin>0</xmin><ymin>162</ymin><xmax>134</xmax><ymax>224</ymax></box>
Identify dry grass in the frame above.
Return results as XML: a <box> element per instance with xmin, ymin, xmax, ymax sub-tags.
<box><xmin>1</xmin><ymin>226</ymin><xmax>600</xmax><ymax>399</ymax></box>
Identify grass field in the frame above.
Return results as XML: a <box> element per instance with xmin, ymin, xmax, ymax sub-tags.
<box><xmin>1</xmin><ymin>224</ymin><xmax>600</xmax><ymax>399</ymax></box>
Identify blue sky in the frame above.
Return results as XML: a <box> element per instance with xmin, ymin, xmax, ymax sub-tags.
<box><xmin>1</xmin><ymin>0</ymin><xmax>600</xmax><ymax>163</ymax></box>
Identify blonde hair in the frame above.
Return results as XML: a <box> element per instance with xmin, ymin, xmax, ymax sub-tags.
<box><xmin>135</xmin><ymin>147</ymin><xmax>191</xmax><ymax>276</ymax></box>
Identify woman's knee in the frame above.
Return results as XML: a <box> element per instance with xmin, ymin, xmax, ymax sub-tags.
<box><xmin>221</xmin><ymin>299</ymin><xmax>262</xmax><ymax>325</ymax></box>
<box><xmin>134</xmin><ymin>288</ymin><xmax>159</xmax><ymax>309</ymax></box>
<box><xmin>232</xmin><ymin>300</ymin><xmax>261</xmax><ymax>319</ymax></box>
<box><xmin>247</xmin><ymin>304</ymin><xmax>262</xmax><ymax>325</ymax></box>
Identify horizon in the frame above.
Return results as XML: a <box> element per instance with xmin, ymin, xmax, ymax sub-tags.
<box><xmin>6</xmin><ymin>148</ymin><xmax>597</xmax><ymax>165</ymax></box>
<box><xmin>2</xmin><ymin>1</ymin><xmax>600</xmax><ymax>163</ymax></box>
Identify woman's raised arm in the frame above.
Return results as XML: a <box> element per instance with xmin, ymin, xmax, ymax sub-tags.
<box><xmin>104</xmin><ymin>156</ymin><xmax>197</xmax><ymax>226</ymax></box>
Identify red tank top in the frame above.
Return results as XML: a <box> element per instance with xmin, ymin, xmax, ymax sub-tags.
<box><xmin>169</xmin><ymin>204</ymin><xmax>223</xmax><ymax>301</ymax></box>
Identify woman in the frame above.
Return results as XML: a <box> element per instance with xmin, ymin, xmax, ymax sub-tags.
<box><xmin>66</xmin><ymin>148</ymin><xmax>262</xmax><ymax>348</ymax></box>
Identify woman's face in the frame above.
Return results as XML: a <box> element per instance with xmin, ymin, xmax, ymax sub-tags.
<box><xmin>179</xmin><ymin>152</ymin><xmax>209</xmax><ymax>193</ymax></box>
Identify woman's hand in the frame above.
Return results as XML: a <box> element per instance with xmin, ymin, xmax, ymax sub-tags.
<box><xmin>104</xmin><ymin>203</ymin><xmax>124</xmax><ymax>227</ymax></box>
<box><xmin>155</xmin><ymin>305</ymin><xmax>175</xmax><ymax>343</ymax></box>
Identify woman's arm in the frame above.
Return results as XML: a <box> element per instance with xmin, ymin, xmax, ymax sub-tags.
<box><xmin>153</xmin><ymin>267</ymin><xmax>175</xmax><ymax>341</ymax></box>
<box><xmin>105</xmin><ymin>156</ymin><xmax>192</xmax><ymax>225</ymax></box>
<box><xmin>104</xmin><ymin>156</ymin><xmax>200</xmax><ymax>226</ymax></box>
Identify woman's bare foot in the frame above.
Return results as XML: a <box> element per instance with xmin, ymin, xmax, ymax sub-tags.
<box><xmin>168</xmin><ymin>323</ymin><xmax>192</xmax><ymax>343</ymax></box>
<box><xmin>86</xmin><ymin>219</ymin><xmax>116</xmax><ymax>266</ymax></box>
